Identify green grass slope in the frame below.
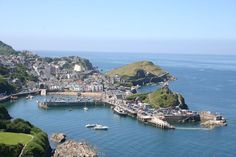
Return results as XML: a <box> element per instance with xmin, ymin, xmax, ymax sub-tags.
<box><xmin>0</xmin><ymin>132</ymin><xmax>32</xmax><ymax>145</ymax></box>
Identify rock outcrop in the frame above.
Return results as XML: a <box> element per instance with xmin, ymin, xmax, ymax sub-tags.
<box><xmin>201</xmin><ymin>120</ymin><xmax>227</xmax><ymax>129</ymax></box>
<box><xmin>199</xmin><ymin>111</ymin><xmax>227</xmax><ymax>129</ymax></box>
<box><xmin>147</xmin><ymin>87</ymin><xmax>188</xmax><ymax>109</ymax></box>
<box><xmin>53</xmin><ymin>140</ymin><xmax>98</xmax><ymax>157</ymax></box>
<box><xmin>51</xmin><ymin>133</ymin><xmax>66</xmax><ymax>143</ymax></box>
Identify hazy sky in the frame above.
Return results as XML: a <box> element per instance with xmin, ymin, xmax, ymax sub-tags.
<box><xmin>0</xmin><ymin>0</ymin><xmax>236</xmax><ymax>54</ymax></box>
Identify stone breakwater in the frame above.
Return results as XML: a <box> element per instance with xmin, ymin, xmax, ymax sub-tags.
<box><xmin>53</xmin><ymin>140</ymin><xmax>98</xmax><ymax>157</ymax></box>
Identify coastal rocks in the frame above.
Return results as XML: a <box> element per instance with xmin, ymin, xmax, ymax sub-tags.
<box><xmin>53</xmin><ymin>140</ymin><xmax>98</xmax><ymax>157</ymax></box>
<box><xmin>199</xmin><ymin>111</ymin><xmax>227</xmax><ymax>129</ymax></box>
<box><xmin>201</xmin><ymin>120</ymin><xmax>227</xmax><ymax>129</ymax></box>
<box><xmin>51</xmin><ymin>133</ymin><xmax>66</xmax><ymax>143</ymax></box>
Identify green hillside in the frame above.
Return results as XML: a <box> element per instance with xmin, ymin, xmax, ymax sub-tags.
<box><xmin>107</xmin><ymin>61</ymin><xmax>165</xmax><ymax>78</ymax></box>
<box><xmin>0</xmin><ymin>106</ymin><xmax>52</xmax><ymax>157</ymax></box>
<box><xmin>107</xmin><ymin>61</ymin><xmax>173</xmax><ymax>86</ymax></box>
<box><xmin>126</xmin><ymin>87</ymin><xmax>188</xmax><ymax>109</ymax></box>
<box><xmin>0</xmin><ymin>41</ymin><xmax>19</xmax><ymax>55</ymax></box>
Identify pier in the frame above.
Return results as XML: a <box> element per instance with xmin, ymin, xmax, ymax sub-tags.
<box><xmin>102</xmin><ymin>95</ymin><xmax>176</xmax><ymax>129</ymax></box>
<box><xmin>148</xmin><ymin>116</ymin><xmax>175</xmax><ymax>129</ymax></box>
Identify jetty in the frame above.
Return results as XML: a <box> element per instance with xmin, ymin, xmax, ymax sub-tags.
<box><xmin>37</xmin><ymin>95</ymin><xmax>102</xmax><ymax>108</ymax></box>
<box><xmin>103</xmin><ymin>94</ymin><xmax>176</xmax><ymax>129</ymax></box>
<box><xmin>148</xmin><ymin>116</ymin><xmax>175</xmax><ymax>129</ymax></box>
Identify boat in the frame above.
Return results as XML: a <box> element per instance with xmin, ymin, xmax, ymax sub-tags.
<box><xmin>94</xmin><ymin>125</ymin><xmax>109</xmax><ymax>130</ymax></box>
<box><xmin>26</xmin><ymin>95</ymin><xmax>33</xmax><ymax>99</ymax></box>
<box><xmin>85</xmin><ymin>124</ymin><xmax>97</xmax><ymax>128</ymax></box>
<box><xmin>83</xmin><ymin>107</ymin><xmax>88</xmax><ymax>111</ymax></box>
<box><xmin>114</xmin><ymin>106</ymin><xmax>127</xmax><ymax>116</ymax></box>
<box><xmin>10</xmin><ymin>96</ymin><xmax>18</xmax><ymax>100</ymax></box>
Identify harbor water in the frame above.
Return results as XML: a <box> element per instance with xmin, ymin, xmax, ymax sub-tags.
<box><xmin>2</xmin><ymin>52</ymin><xmax>236</xmax><ymax>157</ymax></box>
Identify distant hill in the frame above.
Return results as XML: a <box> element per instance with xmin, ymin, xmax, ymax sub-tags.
<box><xmin>107</xmin><ymin>61</ymin><xmax>174</xmax><ymax>85</ymax></box>
<box><xmin>0</xmin><ymin>41</ymin><xmax>19</xmax><ymax>55</ymax></box>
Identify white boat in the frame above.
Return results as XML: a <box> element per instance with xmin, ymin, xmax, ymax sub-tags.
<box><xmin>114</xmin><ymin>106</ymin><xmax>127</xmax><ymax>116</ymax></box>
<box><xmin>85</xmin><ymin>124</ymin><xmax>97</xmax><ymax>128</ymax></box>
<box><xmin>83</xmin><ymin>107</ymin><xmax>88</xmax><ymax>111</ymax></box>
<box><xmin>26</xmin><ymin>95</ymin><xmax>33</xmax><ymax>99</ymax></box>
<box><xmin>94</xmin><ymin>125</ymin><xmax>108</xmax><ymax>130</ymax></box>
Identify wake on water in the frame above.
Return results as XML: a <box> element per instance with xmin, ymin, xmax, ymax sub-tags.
<box><xmin>176</xmin><ymin>127</ymin><xmax>211</xmax><ymax>131</ymax></box>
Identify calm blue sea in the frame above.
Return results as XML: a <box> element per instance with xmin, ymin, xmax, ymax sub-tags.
<box><xmin>2</xmin><ymin>52</ymin><xmax>236</xmax><ymax>157</ymax></box>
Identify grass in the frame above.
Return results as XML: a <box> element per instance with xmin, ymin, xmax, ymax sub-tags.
<box><xmin>0</xmin><ymin>132</ymin><xmax>33</xmax><ymax>145</ymax></box>
<box><xmin>106</xmin><ymin>61</ymin><xmax>165</xmax><ymax>77</ymax></box>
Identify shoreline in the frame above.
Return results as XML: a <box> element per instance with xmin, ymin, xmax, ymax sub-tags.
<box><xmin>0</xmin><ymin>90</ymin><xmax>40</xmax><ymax>103</ymax></box>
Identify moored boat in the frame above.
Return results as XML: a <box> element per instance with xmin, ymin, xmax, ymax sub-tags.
<box><xmin>94</xmin><ymin>125</ymin><xmax>109</xmax><ymax>130</ymax></box>
<box><xmin>26</xmin><ymin>95</ymin><xmax>33</xmax><ymax>99</ymax></box>
<box><xmin>114</xmin><ymin>106</ymin><xmax>127</xmax><ymax>116</ymax></box>
<box><xmin>10</xmin><ymin>96</ymin><xmax>18</xmax><ymax>100</ymax></box>
<box><xmin>85</xmin><ymin>124</ymin><xmax>97</xmax><ymax>128</ymax></box>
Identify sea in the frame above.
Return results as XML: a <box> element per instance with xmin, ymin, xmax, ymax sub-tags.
<box><xmin>2</xmin><ymin>52</ymin><xmax>236</xmax><ymax>157</ymax></box>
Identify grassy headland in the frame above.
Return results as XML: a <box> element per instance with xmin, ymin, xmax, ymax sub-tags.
<box><xmin>107</xmin><ymin>61</ymin><xmax>173</xmax><ymax>86</ymax></box>
<box><xmin>126</xmin><ymin>87</ymin><xmax>188</xmax><ymax>109</ymax></box>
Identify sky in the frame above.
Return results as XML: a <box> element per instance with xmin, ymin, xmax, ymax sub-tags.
<box><xmin>0</xmin><ymin>0</ymin><xmax>236</xmax><ymax>54</ymax></box>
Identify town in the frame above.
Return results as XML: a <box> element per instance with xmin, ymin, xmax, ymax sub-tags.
<box><xmin>0</xmin><ymin>48</ymin><xmax>227</xmax><ymax>130</ymax></box>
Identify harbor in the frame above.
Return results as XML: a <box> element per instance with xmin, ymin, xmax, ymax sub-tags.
<box><xmin>36</xmin><ymin>90</ymin><xmax>225</xmax><ymax>130</ymax></box>
<box><xmin>1</xmin><ymin>53</ymin><xmax>235</xmax><ymax>157</ymax></box>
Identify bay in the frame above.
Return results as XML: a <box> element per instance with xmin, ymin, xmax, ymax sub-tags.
<box><xmin>2</xmin><ymin>52</ymin><xmax>236</xmax><ymax>157</ymax></box>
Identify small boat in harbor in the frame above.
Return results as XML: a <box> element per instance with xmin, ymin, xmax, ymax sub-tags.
<box><xmin>26</xmin><ymin>95</ymin><xmax>33</xmax><ymax>99</ymax></box>
<box><xmin>94</xmin><ymin>125</ymin><xmax>109</xmax><ymax>130</ymax></box>
<box><xmin>114</xmin><ymin>106</ymin><xmax>127</xmax><ymax>116</ymax></box>
<box><xmin>85</xmin><ymin>124</ymin><xmax>97</xmax><ymax>128</ymax></box>
<box><xmin>10</xmin><ymin>96</ymin><xmax>18</xmax><ymax>100</ymax></box>
<box><xmin>83</xmin><ymin>107</ymin><xmax>88</xmax><ymax>111</ymax></box>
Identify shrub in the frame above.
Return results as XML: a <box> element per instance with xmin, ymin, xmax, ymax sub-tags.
<box><xmin>6</xmin><ymin>118</ymin><xmax>32</xmax><ymax>134</ymax></box>
<box><xmin>0</xmin><ymin>106</ymin><xmax>11</xmax><ymax>120</ymax></box>
<box><xmin>0</xmin><ymin>143</ymin><xmax>23</xmax><ymax>157</ymax></box>
<box><xmin>23</xmin><ymin>132</ymin><xmax>51</xmax><ymax>157</ymax></box>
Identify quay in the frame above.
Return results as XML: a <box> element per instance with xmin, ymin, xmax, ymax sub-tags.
<box><xmin>102</xmin><ymin>96</ymin><xmax>176</xmax><ymax>130</ymax></box>
<box><xmin>148</xmin><ymin>116</ymin><xmax>175</xmax><ymax>129</ymax></box>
